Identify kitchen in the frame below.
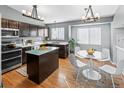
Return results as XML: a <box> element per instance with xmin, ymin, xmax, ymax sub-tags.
<box><xmin>0</xmin><ymin>5</ymin><xmax>124</xmax><ymax>88</ymax></box>
<box><xmin>1</xmin><ymin>0</ymin><xmax>124</xmax><ymax>93</ymax></box>
<box><xmin>0</xmin><ymin>5</ymin><xmax>69</xmax><ymax>86</ymax></box>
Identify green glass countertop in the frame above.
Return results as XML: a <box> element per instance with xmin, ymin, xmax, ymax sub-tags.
<box><xmin>26</xmin><ymin>47</ymin><xmax>58</xmax><ymax>56</ymax></box>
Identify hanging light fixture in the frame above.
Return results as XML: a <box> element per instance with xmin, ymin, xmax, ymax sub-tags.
<box><xmin>81</xmin><ymin>5</ymin><xmax>100</xmax><ymax>22</ymax></box>
<box><xmin>22</xmin><ymin>5</ymin><xmax>44</xmax><ymax>21</ymax></box>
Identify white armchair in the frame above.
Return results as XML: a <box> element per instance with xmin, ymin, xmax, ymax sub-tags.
<box><xmin>68</xmin><ymin>54</ymin><xmax>87</xmax><ymax>87</ymax></box>
<box><xmin>99</xmin><ymin>59</ymin><xmax>124</xmax><ymax>88</ymax></box>
<box><xmin>74</xmin><ymin>46</ymin><xmax>84</xmax><ymax>58</ymax></box>
<box><xmin>99</xmin><ymin>48</ymin><xmax>111</xmax><ymax>61</ymax></box>
<box><xmin>68</xmin><ymin>54</ymin><xmax>86</xmax><ymax>72</ymax></box>
<box><xmin>75</xmin><ymin>46</ymin><xmax>80</xmax><ymax>54</ymax></box>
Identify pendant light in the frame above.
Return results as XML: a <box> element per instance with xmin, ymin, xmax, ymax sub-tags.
<box><xmin>22</xmin><ymin>5</ymin><xmax>44</xmax><ymax>21</ymax></box>
<box><xmin>81</xmin><ymin>5</ymin><xmax>100</xmax><ymax>22</ymax></box>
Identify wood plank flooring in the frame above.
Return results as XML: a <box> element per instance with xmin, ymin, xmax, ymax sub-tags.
<box><xmin>2</xmin><ymin>58</ymin><xmax>124</xmax><ymax>88</ymax></box>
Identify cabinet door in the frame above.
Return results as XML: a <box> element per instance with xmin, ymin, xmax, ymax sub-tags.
<box><xmin>30</xmin><ymin>25</ymin><xmax>38</xmax><ymax>37</ymax></box>
<box><xmin>2</xmin><ymin>18</ymin><xmax>19</xmax><ymax>29</ymax></box>
<box><xmin>19</xmin><ymin>22</ymin><xmax>30</xmax><ymax>37</ymax></box>
<box><xmin>1</xmin><ymin>18</ymin><xmax>8</xmax><ymax>28</ymax></box>
<box><xmin>8</xmin><ymin>20</ymin><xmax>19</xmax><ymax>29</ymax></box>
<box><xmin>22</xmin><ymin>46</ymin><xmax>32</xmax><ymax>64</ymax></box>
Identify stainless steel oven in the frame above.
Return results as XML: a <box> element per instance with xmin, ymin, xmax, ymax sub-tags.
<box><xmin>2</xmin><ymin>38</ymin><xmax>22</xmax><ymax>73</ymax></box>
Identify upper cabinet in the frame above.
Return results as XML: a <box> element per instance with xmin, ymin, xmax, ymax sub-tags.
<box><xmin>1</xmin><ymin>18</ymin><xmax>8</xmax><ymax>28</ymax></box>
<box><xmin>1</xmin><ymin>18</ymin><xmax>48</xmax><ymax>37</ymax></box>
<box><xmin>112</xmin><ymin>6</ymin><xmax>124</xmax><ymax>28</ymax></box>
<box><xmin>19</xmin><ymin>22</ymin><xmax>30</xmax><ymax>37</ymax></box>
<box><xmin>2</xmin><ymin>18</ymin><xmax>19</xmax><ymax>29</ymax></box>
<box><xmin>29</xmin><ymin>25</ymin><xmax>38</xmax><ymax>37</ymax></box>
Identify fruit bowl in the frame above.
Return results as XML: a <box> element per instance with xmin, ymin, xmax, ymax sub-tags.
<box><xmin>39</xmin><ymin>46</ymin><xmax>48</xmax><ymax>50</ymax></box>
<box><xmin>87</xmin><ymin>48</ymin><xmax>95</xmax><ymax>55</ymax></box>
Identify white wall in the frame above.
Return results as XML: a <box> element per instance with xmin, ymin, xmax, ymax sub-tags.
<box><xmin>111</xmin><ymin>6</ymin><xmax>124</xmax><ymax>63</ymax></box>
<box><xmin>111</xmin><ymin>28</ymin><xmax>124</xmax><ymax>63</ymax></box>
<box><xmin>112</xmin><ymin>6</ymin><xmax>124</xmax><ymax>28</ymax></box>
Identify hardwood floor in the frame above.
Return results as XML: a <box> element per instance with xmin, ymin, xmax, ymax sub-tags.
<box><xmin>2</xmin><ymin>58</ymin><xmax>124</xmax><ymax>88</ymax></box>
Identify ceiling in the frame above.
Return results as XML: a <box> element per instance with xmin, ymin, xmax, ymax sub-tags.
<box><xmin>8</xmin><ymin>5</ymin><xmax>119</xmax><ymax>24</ymax></box>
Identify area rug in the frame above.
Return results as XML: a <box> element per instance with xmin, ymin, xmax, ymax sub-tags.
<box><xmin>16</xmin><ymin>66</ymin><xmax>28</xmax><ymax>77</ymax></box>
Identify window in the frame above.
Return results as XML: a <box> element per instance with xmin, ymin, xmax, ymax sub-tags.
<box><xmin>89</xmin><ymin>27</ymin><xmax>101</xmax><ymax>45</ymax></box>
<box><xmin>77</xmin><ymin>27</ymin><xmax>101</xmax><ymax>45</ymax></box>
<box><xmin>38</xmin><ymin>28</ymin><xmax>48</xmax><ymax>37</ymax></box>
<box><xmin>38</xmin><ymin>29</ymin><xmax>44</xmax><ymax>37</ymax></box>
<box><xmin>44</xmin><ymin>29</ymin><xmax>48</xmax><ymax>37</ymax></box>
<box><xmin>77</xmin><ymin>28</ymin><xmax>89</xmax><ymax>44</ymax></box>
<box><xmin>51</xmin><ymin>27</ymin><xmax>65</xmax><ymax>40</ymax></box>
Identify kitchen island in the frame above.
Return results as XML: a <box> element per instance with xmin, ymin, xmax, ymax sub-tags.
<box><xmin>16</xmin><ymin>41</ymin><xmax>69</xmax><ymax>60</ymax></box>
<box><xmin>26</xmin><ymin>47</ymin><xmax>59</xmax><ymax>84</ymax></box>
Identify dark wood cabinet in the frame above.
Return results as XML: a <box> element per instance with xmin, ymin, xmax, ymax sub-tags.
<box><xmin>19</xmin><ymin>23</ymin><xmax>39</xmax><ymax>37</ymax></box>
<box><xmin>29</xmin><ymin>25</ymin><xmax>38</xmax><ymax>37</ymax></box>
<box><xmin>2</xmin><ymin>18</ymin><xmax>19</xmax><ymax>29</ymax></box>
<box><xmin>1</xmin><ymin>18</ymin><xmax>47</xmax><ymax>37</ymax></box>
<box><xmin>27</xmin><ymin>48</ymin><xmax>59</xmax><ymax>84</ymax></box>
<box><xmin>8</xmin><ymin>20</ymin><xmax>19</xmax><ymax>29</ymax></box>
<box><xmin>22</xmin><ymin>46</ymin><xmax>32</xmax><ymax>64</ymax></box>
<box><xmin>2</xmin><ymin>18</ymin><xmax>8</xmax><ymax>28</ymax></box>
<box><xmin>58</xmin><ymin>44</ymin><xmax>69</xmax><ymax>58</ymax></box>
<box><xmin>46</xmin><ymin>44</ymin><xmax>69</xmax><ymax>58</ymax></box>
<box><xmin>19</xmin><ymin>22</ymin><xmax>30</xmax><ymax>37</ymax></box>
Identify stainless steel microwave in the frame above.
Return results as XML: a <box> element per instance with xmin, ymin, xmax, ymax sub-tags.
<box><xmin>1</xmin><ymin>28</ymin><xmax>19</xmax><ymax>38</ymax></box>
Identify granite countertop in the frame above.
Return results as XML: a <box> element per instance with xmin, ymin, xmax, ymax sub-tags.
<box><xmin>26</xmin><ymin>47</ymin><xmax>59</xmax><ymax>56</ymax></box>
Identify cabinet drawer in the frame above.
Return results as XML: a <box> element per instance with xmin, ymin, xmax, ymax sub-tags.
<box><xmin>22</xmin><ymin>46</ymin><xmax>32</xmax><ymax>64</ymax></box>
<box><xmin>23</xmin><ymin>47</ymin><xmax>32</xmax><ymax>50</ymax></box>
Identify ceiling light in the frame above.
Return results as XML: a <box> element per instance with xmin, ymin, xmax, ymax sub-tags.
<box><xmin>22</xmin><ymin>5</ymin><xmax>44</xmax><ymax>21</ymax></box>
<box><xmin>81</xmin><ymin>5</ymin><xmax>100</xmax><ymax>22</ymax></box>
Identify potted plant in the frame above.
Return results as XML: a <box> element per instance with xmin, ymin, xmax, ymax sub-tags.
<box><xmin>68</xmin><ymin>38</ymin><xmax>76</xmax><ymax>53</ymax></box>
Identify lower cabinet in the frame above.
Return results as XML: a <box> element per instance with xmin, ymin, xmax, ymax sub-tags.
<box><xmin>27</xmin><ymin>48</ymin><xmax>59</xmax><ymax>84</ymax></box>
<box><xmin>22</xmin><ymin>46</ymin><xmax>32</xmax><ymax>64</ymax></box>
<box><xmin>57</xmin><ymin>44</ymin><xmax>69</xmax><ymax>58</ymax></box>
<box><xmin>46</xmin><ymin>44</ymin><xmax>69</xmax><ymax>58</ymax></box>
